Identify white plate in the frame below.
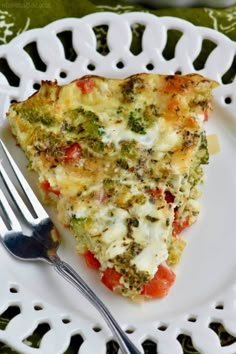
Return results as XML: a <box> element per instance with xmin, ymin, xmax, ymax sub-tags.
<box><xmin>0</xmin><ymin>12</ymin><xmax>236</xmax><ymax>354</ymax></box>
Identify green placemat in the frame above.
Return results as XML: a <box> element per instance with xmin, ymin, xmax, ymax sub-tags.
<box><xmin>0</xmin><ymin>0</ymin><xmax>236</xmax><ymax>44</ymax></box>
<box><xmin>0</xmin><ymin>1</ymin><xmax>235</xmax><ymax>354</ymax></box>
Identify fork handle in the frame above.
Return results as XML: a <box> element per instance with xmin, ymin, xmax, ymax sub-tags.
<box><xmin>49</xmin><ymin>255</ymin><xmax>142</xmax><ymax>354</ymax></box>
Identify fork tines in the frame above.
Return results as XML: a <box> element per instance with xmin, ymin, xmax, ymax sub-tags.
<box><xmin>0</xmin><ymin>139</ymin><xmax>48</xmax><ymax>226</ymax></box>
<box><xmin>0</xmin><ymin>187</ymin><xmax>22</xmax><ymax>234</ymax></box>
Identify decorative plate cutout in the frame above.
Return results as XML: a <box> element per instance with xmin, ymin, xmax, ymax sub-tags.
<box><xmin>0</xmin><ymin>12</ymin><xmax>236</xmax><ymax>354</ymax></box>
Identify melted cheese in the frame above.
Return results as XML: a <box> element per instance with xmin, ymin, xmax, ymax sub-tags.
<box><xmin>130</xmin><ymin>201</ymin><xmax>172</xmax><ymax>275</ymax></box>
<box><xmin>102</xmin><ymin>120</ymin><xmax>160</xmax><ymax>148</ymax></box>
<box><xmin>207</xmin><ymin>134</ymin><xmax>220</xmax><ymax>154</ymax></box>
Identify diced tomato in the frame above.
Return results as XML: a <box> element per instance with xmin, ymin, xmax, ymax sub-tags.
<box><xmin>147</xmin><ymin>188</ymin><xmax>162</xmax><ymax>201</ymax></box>
<box><xmin>172</xmin><ymin>218</ymin><xmax>190</xmax><ymax>237</ymax></box>
<box><xmin>101</xmin><ymin>267</ymin><xmax>122</xmax><ymax>291</ymax></box>
<box><xmin>83</xmin><ymin>251</ymin><xmax>101</xmax><ymax>269</ymax></box>
<box><xmin>164</xmin><ymin>191</ymin><xmax>175</xmax><ymax>204</ymax></box>
<box><xmin>76</xmin><ymin>78</ymin><xmax>96</xmax><ymax>94</ymax></box>
<box><xmin>141</xmin><ymin>264</ymin><xmax>176</xmax><ymax>298</ymax></box>
<box><xmin>203</xmin><ymin>111</ymin><xmax>208</xmax><ymax>122</ymax></box>
<box><xmin>40</xmin><ymin>180</ymin><xmax>60</xmax><ymax>195</ymax></box>
<box><xmin>62</xmin><ymin>143</ymin><xmax>81</xmax><ymax>161</ymax></box>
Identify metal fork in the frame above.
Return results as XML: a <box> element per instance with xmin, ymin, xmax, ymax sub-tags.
<box><xmin>0</xmin><ymin>139</ymin><xmax>142</xmax><ymax>354</ymax></box>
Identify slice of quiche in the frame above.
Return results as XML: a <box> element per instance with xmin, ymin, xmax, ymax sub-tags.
<box><xmin>7</xmin><ymin>73</ymin><xmax>218</xmax><ymax>299</ymax></box>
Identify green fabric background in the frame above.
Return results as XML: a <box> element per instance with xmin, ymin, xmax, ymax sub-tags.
<box><xmin>0</xmin><ymin>0</ymin><xmax>236</xmax><ymax>45</ymax></box>
<box><xmin>0</xmin><ymin>1</ymin><xmax>235</xmax><ymax>353</ymax></box>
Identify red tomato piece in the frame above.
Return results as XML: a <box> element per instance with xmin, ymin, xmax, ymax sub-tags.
<box><xmin>76</xmin><ymin>78</ymin><xmax>96</xmax><ymax>94</ymax></box>
<box><xmin>63</xmin><ymin>143</ymin><xmax>81</xmax><ymax>161</ymax></box>
<box><xmin>203</xmin><ymin>111</ymin><xmax>209</xmax><ymax>122</ymax></box>
<box><xmin>101</xmin><ymin>268</ymin><xmax>122</xmax><ymax>291</ymax></box>
<box><xmin>40</xmin><ymin>180</ymin><xmax>60</xmax><ymax>195</ymax></box>
<box><xmin>172</xmin><ymin>218</ymin><xmax>190</xmax><ymax>237</ymax></box>
<box><xmin>83</xmin><ymin>251</ymin><xmax>101</xmax><ymax>269</ymax></box>
<box><xmin>147</xmin><ymin>188</ymin><xmax>162</xmax><ymax>201</ymax></box>
<box><xmin>141</xmin><ymin>264</ymin><xmax>176</xmax><ymax>298</ymax></box>
<box><xmin>164</xmin><ymin>191</ymin><xmax>175</xmax><ymax>204</ymax></box>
